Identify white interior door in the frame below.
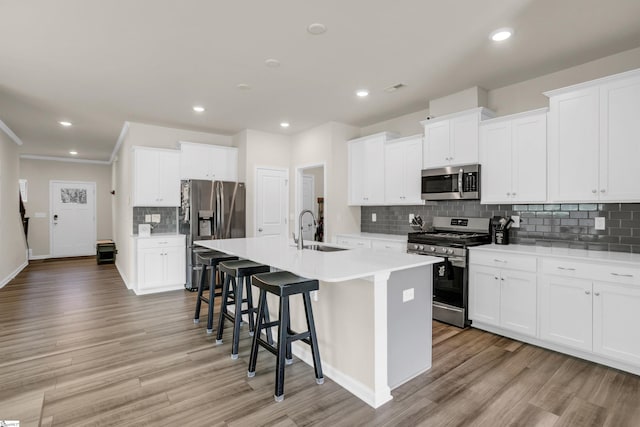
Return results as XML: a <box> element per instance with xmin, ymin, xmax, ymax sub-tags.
<box><xmin>302</xmin><ymin>174</ymin><xmax>315</xmax><ymax>240</ymax></box>
<box><xmin>255</xmin><ymin>168</ymin><xmax>288</xmax><ymax>237</ymax></box>
<box><xmin>50</xmin><ymin>181</ymin><xmax>96</xmax><ymax>257</ymax></box>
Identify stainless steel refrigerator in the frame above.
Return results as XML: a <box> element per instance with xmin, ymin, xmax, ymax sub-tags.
<box><xmin>179</xmin><ymin>180</ymin><xmax>246</xmax><ymax>290</ymax></box>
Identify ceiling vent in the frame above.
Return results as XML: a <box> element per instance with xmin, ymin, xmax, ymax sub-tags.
<box><xmin>384</xmin><ymin>83</ymin><xmax>406</xmax><ymax>93</ymax></box>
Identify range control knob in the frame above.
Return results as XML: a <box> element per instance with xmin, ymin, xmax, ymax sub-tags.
<box><xmin>430</xmin><ymin>246</ymin><xmax>436</xmax><ymax>252</ymax></box>
<box><xmin>417</xmin><ymin>245</ymin><xmax>424</xmax><ymax>251</ymax></box>
<box><xmin>441</xmin><ymin>248</ymin><xmax>447</xmax><ymax>253</ymax></box>
<box><xmin>447</xmin><ymin>249</ymin><xmax>454</xmax><ymax>255</ymax></box>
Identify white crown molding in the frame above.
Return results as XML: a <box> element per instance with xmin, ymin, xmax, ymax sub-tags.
<box><xmin>110</xmin><ymin>121</ymin><xmax>130</xmax><ymax>163</ymax></box>
<box><xmin>19</xmin><ymin>154</ymin><xmax>111</xmax><ymax>165</ymax></box>
<box><xmin>0</xmin><ymin>118</ymin><xmax>23</xmax><ymax>146</ymax></box>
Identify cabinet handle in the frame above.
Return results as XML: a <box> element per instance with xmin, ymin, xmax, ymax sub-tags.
<box><xmin>600</xmin><ymin>189</ymin><xmax>606</xmax><ymax>193</ymax></box>
<box><xmin>611</xmin><ymin>272</ymin><xmax>633</xmax><ymax>278</ymax></box>
<box><xmin>500</xmin><ymin>277</ymin><xmax>505</xmax><ymax>281</ymax></box>
<box><xmin>512</xmin><ymin>192</ymin><xmax>516</xmax><ymax>196</ymax></box>
<box><xmin>506</xmin><ymin>192</ymin><xmax>510</xmax><ymax>196</ymax></box>
<box><xmin>494</xmin><ymin>276</ymin><xmax>499</xmax><ymax>280</ymax></box>
<box><xmin>557</xmin><ymin>266</ymin><xmax>576</xmax><ymax>271</ymax></box>
<box><xmin>594</xmin><ymin>292</ymin><xmax>600</xmax><ymax>296</ymax></box>
<box><xmin>592</xmin><ymin>189</ymin><xmax>597</xmax><ymax>194</ymax></box>
<box><xmin>493</xmin><ymin>259</ymin><xmax>507</xmax><ymax>263</ymax></box>
<box><xmin>585</xmin><ymin>290</ymin><xmax>591</xmax><ymax>295</ymax></box>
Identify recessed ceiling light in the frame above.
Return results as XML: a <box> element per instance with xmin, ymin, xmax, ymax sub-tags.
<box><xmin>237</xmin><ymin>83</ymin><xmax>251</xmax><ymax>90</ymax></box>
<box><xmin>265</xmin><ymin>58</ymin><xmax>281</xmax><ymax>68</ymax></box>
<box><xmin>280</xmin><ymin>122</ymin><xmax>290</xmax><ymax>128</ymax></box>
<box><xmin>192</xmin><ymin>106</ymin><xmax>205</xmax><ymax>113</ymax></box>
<box><xmin>59</xmin><ymin>121</ymin><xmax>72</xmax><ymax>127</ymax></box>
<box><xmin>490</xmin><ymin>28</ymin><xmax>513</xmax><ymax>42</ymax></box>
<box><xmin>356</xmin><ymin>90</ymin><xmax>369</xmax><ymax>98</ymax></box>
<box><xmin>307</xmin><ymin>23</ymin><xmax>327</xmax><ymax>35</ymax></box>
<box><xmin>69</xmin><ymin>150</ymin><xmax>78</xmax><ymax>155</ymax></box>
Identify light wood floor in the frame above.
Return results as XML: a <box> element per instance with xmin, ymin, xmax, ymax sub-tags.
<box><xmin>1</xmin><ymin>258</ymin><xmax>639</xmax><ymax>427</ymax></box>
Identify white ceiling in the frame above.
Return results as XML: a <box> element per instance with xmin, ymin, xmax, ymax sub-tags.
<box><xmin>1</xmin><ymin>0</ymin><xmax>640</xmax><ymax>161</ymax></box>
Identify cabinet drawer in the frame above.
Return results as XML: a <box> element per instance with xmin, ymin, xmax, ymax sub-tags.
<box><xmin>335</xmin><ymin>236</ymin><xmax>372</xmax><ymax>249</ymax></box>
<box><xmin>371</xmin><ymin>240</ymin><xmax>406</xmax><ymax>252</ymax></box>
<box><xmin>469</xmin><ymin>251</ymin><xmax>537</xmax><ymax>272</ymax></box>
<box><xmin>137</xmin><ymin>236</ymin><xmax>185</xmax><ymax>250</ymax></box>
<box><xmin>542</xmin><ymin>258</ymin><xmax>640</xmax><ymax>284</ymax></box>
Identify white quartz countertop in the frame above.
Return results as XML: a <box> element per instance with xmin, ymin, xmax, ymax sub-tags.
<box><xmin>195</xmin><ymin>236</ymin><xmax>441</xmax><ymax>282</ymax></box>
<box><xmin>335</xmin><ymin>232</ymin><xmax>407</xmax><ymax>242</ymax></box>
<box><xmin>470</xmin><ymin>243</ymin><xmax>640</xmax><ymax>265</ymax></box>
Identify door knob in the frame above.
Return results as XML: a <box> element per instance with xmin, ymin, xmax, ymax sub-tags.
<box><xmin>53</xmin><ymin>214</ymin><xmax>58</xmax><ymax>220</ymax></box>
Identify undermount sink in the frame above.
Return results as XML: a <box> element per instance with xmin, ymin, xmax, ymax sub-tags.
<box><xmin>303</xmin><ymin>244</ymin><xmax>349</xmax><ymax>252</ymax></box>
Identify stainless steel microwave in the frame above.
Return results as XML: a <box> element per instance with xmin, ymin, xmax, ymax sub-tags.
<box><xmin>421</xmin><ymin>164</ymin><xmax>480</xmax><ymax>200</ymax></box>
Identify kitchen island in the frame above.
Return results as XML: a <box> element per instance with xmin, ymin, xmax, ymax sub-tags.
<box><xmin>195</xmin><ymin>236</ymin><xmax>441</xmax><ymax>408</ymax></box>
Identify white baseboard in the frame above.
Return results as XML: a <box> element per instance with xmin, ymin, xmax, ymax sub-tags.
<box><xmin>133</xmin><ymin>283</ymin><xmax>184</xmax><ymax>295</ymax></box>
<box><xmin>0</xmin><ymin>258</ymin><xmax>29</xmax><ymax>289</ymax></box>
<box><xmin>291</xmin><ymin>341</ymin><xmax>393</xmax><ymax>408</ymax></box>
<box><xmin>28</xmin><ymin>253</ymin><xmax>51</xmax><ymax>260</ymax></box>
<box><xmin>115</xmin><ymin>261</ymin><xmax>131</xmax><ymax>290</ymax></box>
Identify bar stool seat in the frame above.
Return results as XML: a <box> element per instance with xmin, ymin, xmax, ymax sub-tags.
<box><xmin>248</xmin><ymin>271</ymin><xmax>324</xmax><ymax>402</ymax></box>
<box><xmin>193</xmin><ymin>251</ymin><xmax>238</xmax><ymax>333</ymax></box>
<box><xmin>216</xmin><ymin>260</ymin><xmax>271</xmax><ymax>359</ymax></box>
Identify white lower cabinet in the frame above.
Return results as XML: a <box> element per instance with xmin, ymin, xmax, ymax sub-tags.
<box><xmin>592</xmin><ymin>281</ymin><xmax>640</xmax><ymax>365</ymax></box>
<box><xmin>539</xmin><ymin>274</ymin><xmax>593</xmax><ymax>351</ymax></box>
<box><xmin>471</xmin><ymin>246</ymin><xmax>640</xmax><ymax>375</ymax></box>
<box><xmin>469</xmin><ymin>254</ymin><xmax>537</xmax><ymax>337</ymax></box>
<box><xmin>136</xmin><ymin>235</ymin><xmax>185</xmax><ymax>294</ymax></box>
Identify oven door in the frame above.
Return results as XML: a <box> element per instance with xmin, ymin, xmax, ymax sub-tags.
<box><xmin>432</xmin><ymin>255</ymin><xmax>468</xmax><ymax>327</ymax></box>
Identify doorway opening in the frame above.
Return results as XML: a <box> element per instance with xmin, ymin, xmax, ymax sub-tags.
<box><xmin>295</xmin><ymin>163</ymin><xmax>325</xmax><ymax>242</ymax></box>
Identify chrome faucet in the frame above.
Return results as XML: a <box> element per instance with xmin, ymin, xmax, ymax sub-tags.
<box><xmin>293</xmin><ymin>209</ymin><xmax>317</xmax><ymax>249</ymax></box>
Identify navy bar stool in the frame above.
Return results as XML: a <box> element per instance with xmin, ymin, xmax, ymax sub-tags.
<box><xmin>193</xmin><ymin>251</ymin><xmax>238</xmax><ymax>333</ymax></box>
<box><xmin>248</xmin><ymin>271</ymin><xmax>324</xmax><ymax>402</ymax></box>
<box><xmin>216</xmin><ymin>260</ymin><xmax>271</xmax><ymax>359</ymax></box>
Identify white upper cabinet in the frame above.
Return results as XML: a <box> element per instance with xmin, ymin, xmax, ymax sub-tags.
<box><xmin>546</xmin><ymin>69</ymin><xmax>640</xmax><ymax>202</ymax></box>
<box><xmin>480</xmin><ymin>109</ymin><xmax>547</xmax><ymax>204</ymax></box>
<box><xmin>599</xmin><ymin>73</ymin><xmax>640</xmax><ymax>201</ymax></box>
<box><xmin>133</xmin><ymin>146</ymin><xmax>181</xmax><ymax>207</ymax></box>
<box><xmin>348</xmin><ymin>132</ymin><xmax>396</xmax><ymax>205</ymax></box>
<box><xmin>179</xmin><ymin>142</ymin><xmax>238</xmax><ymax>181</ymax></box>
<box><xmin>421</xmin><ymin>107</ymin><xmax>495</xmax><ymax>168</ymax></box>
<box><xmin>384</xmin><ymin>135</ymin><xmax>424</xmax><ymax>205</ymax></box>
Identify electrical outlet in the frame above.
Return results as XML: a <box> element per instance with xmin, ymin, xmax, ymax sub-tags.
<box><xmin>595</xmin><ymin>217</ymin><xmax>606</xmax><ymax>230</ymax></box>
<box><xmin>145</xmin><ymin>214</ymin><xmax>151</xmax><ymax>222</ymax></box>
<box><xmin>372</xmin><ymin>213</ymin><xmax>377</xmax><ymax>222</ymax></box>
<box><xmin>409</xmin><ymin>213</ymin><xmax>415</xmax><ymax>223</ymax></box>
<box><xmin>402</xmin><ymin>288</ymin><xmax>414</xmax><ymax>303</ymax></box>
<box><xmin>511</xmin><ymin>215</ymin><xmax>520</xmax><ymax>228</ymax></box>
<box><xmin>151</xmin><ymin>214</ymin><xmax>161</xmax><ymax>223</ymax></box>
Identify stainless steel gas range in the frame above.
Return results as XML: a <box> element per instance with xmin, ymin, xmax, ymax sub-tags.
<box><xmin>407</xmin><ymin>217</ymin><xmax>491</xmax><ymax>328</ymax></box>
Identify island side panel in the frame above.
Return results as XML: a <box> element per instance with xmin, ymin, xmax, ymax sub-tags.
<box><xmin>387</xmin><ymin>265</ymin><xmax>432</xmax><ymax>389</ymax></box>
<box><xmin>285</xmin><ymin>278</ymin><xmax>377</xmax><ymax>396</ymax></box>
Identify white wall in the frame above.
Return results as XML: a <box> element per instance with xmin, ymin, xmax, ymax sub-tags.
<box><xmin>488</xmin><ymin>46</ymin><xmax>640</xmax><ymax>116</ymax></box>
<box><xmin>0</xmin><ymin>128</ymin><xmax>28</xmax><ymax>287</ymax></box>
<box><xmin>360</xmin><ymin>108</ymin><xmax>429</xmax><ymax>138</ymax></box>
<box><xmin>19</xmin><ymin>159</ymin><xmax>112</xmax><ymax>257</ymax></box>
<box><xmin>360</xmin><ymin>46</ymin><xmax>640</xmax><ymax>138</ymax></box>
<box><xmin>289</xmin><ymin>122</ymin><xmax>360</xmax><ymax>241</ymax></box>
<box><xmin>237</xmin><ymin>129</ymin><xmax>291</xmax><ymax>237</ymax></box>
<box><xmin>126</xmin><ymin>122</ymin><xmax>233</xmax><ymax>150</ymax></box>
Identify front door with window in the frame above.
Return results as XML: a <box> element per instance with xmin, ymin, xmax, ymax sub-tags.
<box><xmin>50</xmin><ymin>181</ymin><xmax>96</xmax><ymax>257</ymax></box>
